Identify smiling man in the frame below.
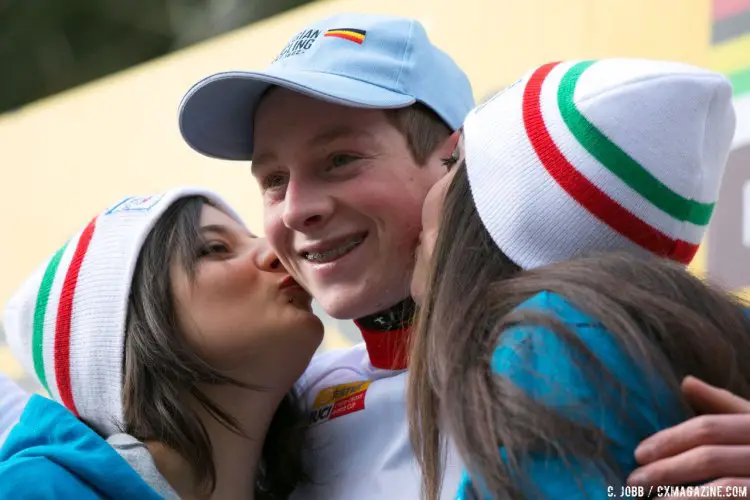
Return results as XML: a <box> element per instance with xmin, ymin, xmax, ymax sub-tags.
<box><xmin>178</xmin><ymin>11</ymin><xmax>750</xmax><ymax>500</ymax></box>
<box><xmin>179</xmin><ymin>13</ymin><xmax>471</xmax><ymax>499</ymax></box>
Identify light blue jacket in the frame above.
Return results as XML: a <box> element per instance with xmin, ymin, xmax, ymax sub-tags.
<box><xmin>0</xmin><ymin>395</ymin><xmax>164</xmax><ymax>499</ymax></box>
<box><xmin>456</xmin><ymin>291</ymin><xmax>686</xmax><ymax>499</ymax></box>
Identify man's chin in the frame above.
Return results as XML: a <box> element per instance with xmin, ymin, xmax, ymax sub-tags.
<box><xmin>314</xmin><ymin>286</ymin><xmax>402</xmax><ymax>320</ymax></box>
<box><xmin>317</xmin><ymin>295</ymin><xmax>372</xmax><ymax>320</ymax></box>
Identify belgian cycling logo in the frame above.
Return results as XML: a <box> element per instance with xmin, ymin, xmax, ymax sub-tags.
<box><xmin>309</xmin><ymin>381</ymin><xmax>372</xmax><ymax>425</ymax></box>
<box><xmin>272</xmin><ymin>29</ymin><xmax>321</xmax><ymax>62</ymax></box>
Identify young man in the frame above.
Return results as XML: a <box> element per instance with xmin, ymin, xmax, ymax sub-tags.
<box><xmin>178</xmin><ymin>12</ymin><xmax>750</xmax><ymax>500</ymax></box>
<box><xmin>180</xmin><ymin>13</ymin><xmax>471</xmax><ymax>498</ymax></box>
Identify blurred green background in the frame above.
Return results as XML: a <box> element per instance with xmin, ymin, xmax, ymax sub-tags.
<box><xmin>0</xmin><ymin>0</ymin><xmax>316</xmax><ymax>113</ymax></box>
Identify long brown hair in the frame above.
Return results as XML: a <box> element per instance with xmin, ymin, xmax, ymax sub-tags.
<box><xmin>408</xmin><ymin>163</ymin><xmax>750</xmax><ymax>499</ymax></box>
<box><xmin>122</xmin><ymin>196</ymin><xmax>308</xmax><ymax>499</ymax></box>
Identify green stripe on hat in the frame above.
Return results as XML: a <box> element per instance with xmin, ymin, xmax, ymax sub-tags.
<box><xmin>32</xmin><ymin>242</ymin><xmax>69</xmax><ymax>393</ymax></box>
<box><xmin>523</xmin><ymin>61</ymin><xmax>699</xmax><ymax>263</ymax></box>
<box><xmin>557</xmin><ymin>60</ymin><xmax>715</xmax><ymax>226</ymax></box>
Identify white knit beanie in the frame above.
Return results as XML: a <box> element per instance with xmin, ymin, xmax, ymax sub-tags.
<box><xmin>3</xmin><ymin>187</ymin><xmax>245</xmax><ymax>436</ymax></box>
<box><xmin>464</xmin><ymin>59</ymin><xmax>736</xmax><ymax>269</ymax></box>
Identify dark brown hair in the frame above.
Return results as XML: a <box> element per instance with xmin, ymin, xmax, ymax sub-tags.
<box><xmin>385</xmin><ymin>103</ymin><xmax>452</xmax><ymax>165</ymax></box>
<box><xmin>408</xmin><ymin>163</ymin><xmax>750</xmax><ymax>499</ymax></box>
<box><xmin>122</xmin><ymin>196</ymin><xmax>307</xmax><ymax>499</ymax></box>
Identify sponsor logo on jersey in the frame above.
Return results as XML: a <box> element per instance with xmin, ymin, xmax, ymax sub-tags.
<box><xmin>309</xmin><ymin>380</ymin><xmax>372</xmax><ymax>425</ymax></box>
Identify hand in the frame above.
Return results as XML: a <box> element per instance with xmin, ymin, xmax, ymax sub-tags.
<box><xmin>627</xmin><ymin>376</ymin><xmax>750</xmax><ymax>497</ymax></box>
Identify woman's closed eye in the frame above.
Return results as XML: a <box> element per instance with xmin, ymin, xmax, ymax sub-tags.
<box><xmin>198</xmin><ymin>241</ymin><xmax>231</xmax><ymax>258</ymax></box>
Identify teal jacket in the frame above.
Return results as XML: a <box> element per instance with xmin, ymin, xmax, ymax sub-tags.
<box><xmin>0</xmin><ymin>395</ymin><xmax>163</xmax><ymax>499</ymax></box>
<box><xmin>456</xmin><ymin>291</ymin><xmax>687</xmax><ymax>499</ymax></box>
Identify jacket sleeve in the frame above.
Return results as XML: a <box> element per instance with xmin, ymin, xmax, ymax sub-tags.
<box><xmin>0</xmin><ymin>456</ymin><xmax>104</xmax><ymax>499</ymax></box>
<box><xmin>0</xmin><ymin>395</ymin><xmax>165</xmax><ymax>500</ymax></box>
<box><xmin>460</xmin><ymin>318</ymin><xmax>685</xmax><ymax>500</ymax></box>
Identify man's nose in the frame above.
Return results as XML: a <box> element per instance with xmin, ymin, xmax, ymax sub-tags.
<box><xmin>281</xmin><ymin>179</ymin><xmax>334</xmax><ymax>232</ymax></box>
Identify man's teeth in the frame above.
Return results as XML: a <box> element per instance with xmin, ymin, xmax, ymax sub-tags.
<box><xmin>304</xmin><ymin>236</ymin><xmax>364</xmax><ymax>262</ymax></box>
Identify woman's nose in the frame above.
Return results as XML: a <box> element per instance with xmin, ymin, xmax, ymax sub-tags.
<box><xmin>258</xmin><ymin>250</ymin><xmax>284</xmax><ymax>273</ymax></box>
<box><xmin>255</xmin><ymin>239</ymin><xmax>286</xmax><ymax>273</ymax></box>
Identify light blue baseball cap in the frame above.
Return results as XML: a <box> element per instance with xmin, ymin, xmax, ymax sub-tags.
<box><xmin>178</xmin><ymin>13</ymin><xmax>475</xmax><ymax>161</ymax></box>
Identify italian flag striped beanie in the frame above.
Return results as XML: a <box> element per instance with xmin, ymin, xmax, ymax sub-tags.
<box><xmin>3</xmin><ymin>187</ymin><xmax>245</xmax><ymax>436</ymax></box>
<box><xmin>464</xmin><ymin>59</ymin><xmax>736</xmax><ymax>270</ymax></box>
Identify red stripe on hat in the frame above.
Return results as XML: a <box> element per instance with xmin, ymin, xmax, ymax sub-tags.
<box><xmin>55</xmin><ymin>217</ymin><xmax>97</xmax><ymax>415</ymax></box>
<box><xmin>521</xmin><ymin>62</ymin><xmax>698</xmax><ymax>264</ymax></box>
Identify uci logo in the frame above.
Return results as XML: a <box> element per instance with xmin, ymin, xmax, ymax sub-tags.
<box><xmin>309</xmin><ymin>404</ymin><xmax>333</xmax><ymax>424</ymax></box>
<box><xmin>307</xmin><ymin>381</ymin><xmax>372</xmax><ymax>425</ymax></box>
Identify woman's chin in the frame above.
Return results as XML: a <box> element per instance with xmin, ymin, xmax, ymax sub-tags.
<box><xmin>286</xmin><ymin>306</ymin><xmax>325</xmax><ymax>339</ymax></box>
<box><xmin>280</xmin><ymin>288</ymin><xmax>315</xmax><ymax>311</ymax></box>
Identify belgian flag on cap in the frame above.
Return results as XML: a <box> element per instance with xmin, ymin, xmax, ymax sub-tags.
<box><xmin>324</xmin><ymin>28</ymin><xmax>366</xmax><ymax>45</ymax></box>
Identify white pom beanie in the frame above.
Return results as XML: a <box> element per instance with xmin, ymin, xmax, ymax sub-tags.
<box><xmin>3</xmin><ymin>187</ymin><xmax>245</xmax><ymax>436</ymax></box>
<box><xmin>464</xmin><ymin>59</ymin><xmax>736</xmax><ymax>269</ymax></box>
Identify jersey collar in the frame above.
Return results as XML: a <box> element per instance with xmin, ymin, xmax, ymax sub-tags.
<box><xmin>354</xmin><ymin>297</ymin><xmax>416</xmax><ymax>370</ymax></box>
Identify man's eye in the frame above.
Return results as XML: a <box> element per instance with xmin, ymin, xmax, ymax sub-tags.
<box><xmin>330</xmin><ymin>154</ymin><xmax>359</xmax><ymax>168</ymax></box>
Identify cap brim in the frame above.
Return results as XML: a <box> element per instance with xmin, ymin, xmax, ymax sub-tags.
<box><xmin>178</xmin><ymin>69</ymin><xmax>416</xmax><ymax>161</ymax></box>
